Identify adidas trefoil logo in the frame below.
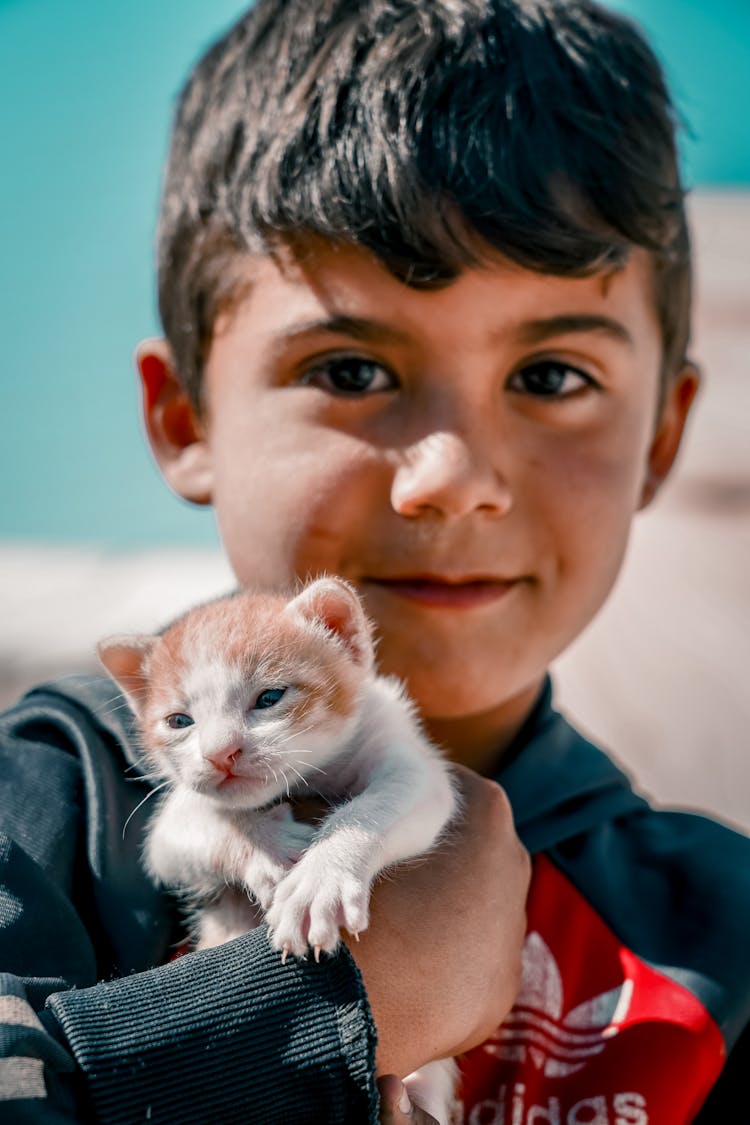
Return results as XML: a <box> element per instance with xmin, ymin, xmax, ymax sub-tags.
<box><xmin>484</xmin><ymin>932</ymin><xmax>633</xmax><ymax>1078</ymax></box>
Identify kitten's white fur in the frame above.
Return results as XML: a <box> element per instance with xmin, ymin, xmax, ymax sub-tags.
<box><xmin>99</xmin><ymin>576</ymin><xmax>462</xmax><ymax>1124</ymax></box>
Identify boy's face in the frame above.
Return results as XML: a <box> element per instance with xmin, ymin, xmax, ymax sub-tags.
<box><xmin>140</xmin><ymin>241</ymin><xmax>696</xmax><ymax>761</ymax></box>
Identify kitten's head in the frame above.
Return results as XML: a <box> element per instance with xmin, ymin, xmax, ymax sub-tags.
<box><xmin>98</xmin><ymin>577</ymin><xmax>374</xmax><ymax>809</ymax></box>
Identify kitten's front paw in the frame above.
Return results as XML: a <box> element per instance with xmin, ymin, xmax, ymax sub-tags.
<box><xmin>244</xmin><ymin>854</ymin><xmax>288</xmax><ymax>912</ymax></box>
<box><xmin>265</xmin><ymin>850</ymin><xmax>371</xmax><ymax>960</ymax></box>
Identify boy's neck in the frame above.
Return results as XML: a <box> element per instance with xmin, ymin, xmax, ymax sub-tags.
<box><xmin>423</xmin><ymin>677</ymin><xmax>545</xmax><ymax>777</ymax></box>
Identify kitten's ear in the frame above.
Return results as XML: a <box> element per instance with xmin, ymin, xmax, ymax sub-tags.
<box><xmin>97</xmin><ymin>635</ymin><xmax>156</xmax><ymax>718</ymax></box>
<box><xmin>290</xmin><ymin>578</ymin><xmax>374</xmax><ymax>669</ymax></box>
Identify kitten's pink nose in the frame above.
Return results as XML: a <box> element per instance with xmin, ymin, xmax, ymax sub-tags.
<box><xmin>206</xmin><ymin>745</ymin><xmax>242</xmax><ymax>775</ymax></box>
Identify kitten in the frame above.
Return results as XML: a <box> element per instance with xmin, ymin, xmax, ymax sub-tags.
<box><xmin>98</xmin><ymin>576</ymin><xmax>461</xmax><ymax>1124</ymax></box>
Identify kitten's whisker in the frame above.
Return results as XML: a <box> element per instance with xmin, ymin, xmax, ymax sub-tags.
<box><xmin>97</xmin><ymin>686</ymin><xmax>150</xmax><ymax>707</ymax></box>
<box><xmin>292</xmin><ymin>759</ymin><xmax>326</xmax><ymax>777</ymax></box>
<box><xmin>266</xmin><ymin>720</ymin><xmax>319</xmax><ymax>746</ymax></box>
<box><xmin>279</xmin><ymin>768</ymin><xmax>292</xmax><ymax>799</ymax></box>
<box><xmin>286</xmin><ymin>764</ymin><xmax>308</xmax><ymax>788</ymax></box>
<box><xmin>98</xmin><ymin>688</ymin><xmax>149</xmax><ymax>703</ymax></box>
<box><xmin>96</xmin><ymin>701</ymin><xmax>141</xmax><ymax>719</ymax></box>
<box><xmin>288</xmin><ymin>722</ymin><xmax>320</xmax><ymax>741</ymax></box>
<box><xmin>121</xmin><ymin>780</ymin><xmax>170</xmax><ymax>840</ymax></box>
<box><xmin>126</xmin><ymin>772</ymin><xmax>165</xmax><ymax>787</ymax></box>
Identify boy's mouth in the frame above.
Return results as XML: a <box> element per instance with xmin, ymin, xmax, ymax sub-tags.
<box><xmin>365</xmin><ymin>574</ymin><xmax>520</xmax><ymax>609</ymax></box>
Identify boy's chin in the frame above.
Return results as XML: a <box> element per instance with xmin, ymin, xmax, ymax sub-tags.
<box><xmin>398</xmin><ymin>663</ymin><xmax>550</xmax><ymax>760</ymax></box>
<box><xmin>395</xmin><ymin>664</ymin><xmax>538</xmax><ymax>721</ymax></box>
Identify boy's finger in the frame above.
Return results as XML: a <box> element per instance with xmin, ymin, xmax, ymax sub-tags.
<box><xmin>377</xmin><ymin>1075</ymin><xmax>440</xmax><ymax>1124</ymax></box>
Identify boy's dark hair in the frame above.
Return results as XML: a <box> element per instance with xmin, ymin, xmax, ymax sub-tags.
<box><xmin>158</xmin><ymin>0</ymin><xmax>691</xmax><ymax>411</ymax></box>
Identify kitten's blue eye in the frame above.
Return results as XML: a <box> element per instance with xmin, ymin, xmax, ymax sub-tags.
<box><xmin>165</xmin><ymin>712</ymin><xmax>194</xmax><ymax>730</ymax></box>
<box><xmin>254</xmin><ymin>688</ymin><xmax>286</xmax><ymax>710</ymax></box>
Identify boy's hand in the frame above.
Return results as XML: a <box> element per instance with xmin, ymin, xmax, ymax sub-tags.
<box><xmin>345</xmin><ymin>767</ymin><xmax>530</xmax><ymax>1079</ymax></box>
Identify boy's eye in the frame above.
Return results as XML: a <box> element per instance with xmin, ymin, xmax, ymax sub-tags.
<box><xmin>254</xmin><ymin>688</ymin><xmax>287</xmax><ymax>710</ymax></box>
<box><xmin>299</xmin><ymin>356</ymin><xmax>394</xmax><ymax>395</ymax></box>
<box><xmin>165</xmin><ymin>712</ymin><xmax>194</xmax><ymax>730</ymax></box>
<box><xmin>508</xmin><ymin>360</ymin><xmax>594</xmax><ymax>398</ymax></box>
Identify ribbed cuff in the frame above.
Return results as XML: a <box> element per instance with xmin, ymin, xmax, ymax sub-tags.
<box><xmin>46</xmin><ymin>927</ymin><xmax>378</xmax><ymax>1124</ymax></box>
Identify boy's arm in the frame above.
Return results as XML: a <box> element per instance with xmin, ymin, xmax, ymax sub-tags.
<box><xmin>43</xmin><ymin>931</ymin><xmax>376</xmax><ymax>1122</ymax></box>
<box><xmin>2</xmin><ymin>916</ymin><xmax>376</xmax><ymax>1125</ymax></box>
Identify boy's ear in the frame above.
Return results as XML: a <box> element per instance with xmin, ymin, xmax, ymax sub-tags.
<box><xmin>638</xmin><ymin>362</ymin><xmax>700</xmax><ymax>510</ymax></box>
<box><xmin>135</xmin><ymin>338</ymin><xmax>213</xmax><ymax>505</ymax></box>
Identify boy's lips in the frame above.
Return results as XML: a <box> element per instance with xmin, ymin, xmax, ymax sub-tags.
<box><xmin>364</xmin><ymin>574</ymin><xmax>521</xmax><ymax>609</ymax></box>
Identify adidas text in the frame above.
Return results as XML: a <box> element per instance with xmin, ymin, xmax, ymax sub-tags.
<box><xmin>467</xmin><ymin>1084</ymin><xmax>648</xmax><ymax>1124</ymax></box>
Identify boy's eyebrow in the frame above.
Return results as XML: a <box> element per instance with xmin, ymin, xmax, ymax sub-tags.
<box><xmin>270</xmin><ymin>312</ymin><xmax>634</xmax><ymax>350</ymax></box>
<box><xmin>272</xmin><ymin>315</ymin><xmax>410</xmax><ymax>347</ymax></box>
<box><xmin>514</xmin><ymin>315</ymin><xmax>635</xmax><ymax>348</ymax></box>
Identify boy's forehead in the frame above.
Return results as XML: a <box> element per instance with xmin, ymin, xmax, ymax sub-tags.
<box><xmin>214</xmin><ymin>238</ymin><xmax>660</xmax><ymax>355</ymax></box>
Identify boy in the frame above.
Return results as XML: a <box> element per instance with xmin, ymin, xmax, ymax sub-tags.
<box><xmin>2</xmin><ymin>1</ymin><xmax>749</xmax><ymax>1122</ymax></box>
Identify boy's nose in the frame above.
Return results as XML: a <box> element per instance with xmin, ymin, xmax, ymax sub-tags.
<box><xmin>391</xmin><ymin>430</ymin><xmax>513</xmax><ymax>519</ymax></box>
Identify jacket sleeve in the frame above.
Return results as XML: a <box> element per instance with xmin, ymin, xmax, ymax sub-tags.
<box><xmin>0</xmin><ymin>686</ymin><xmax>378</xmax><ymax>1124</ymax></box>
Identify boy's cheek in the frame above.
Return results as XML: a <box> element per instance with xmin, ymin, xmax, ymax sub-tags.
<box><xmin>541</xmin><ymin>409</ymin><xmax>655</xmax><ymax>523</ymax></box>
<box><xmin>209</xmin><ymin>436</ymin><xmax>387</xmax><ymax>589</ymax></box>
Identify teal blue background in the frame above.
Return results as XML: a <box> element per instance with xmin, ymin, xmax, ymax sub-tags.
<box><xmin>2</xmin><ymin>0</ymin><xmax>748</xmax><ymax>547</ymax></box>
